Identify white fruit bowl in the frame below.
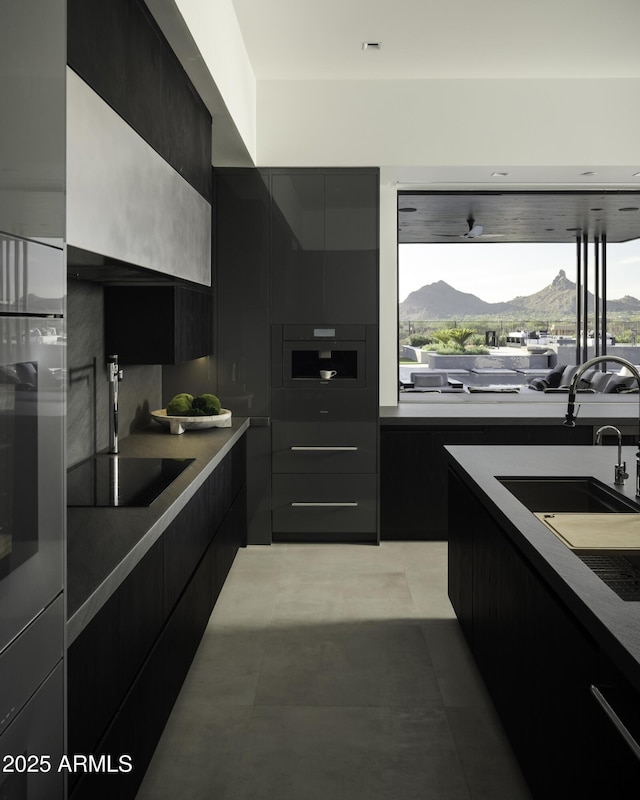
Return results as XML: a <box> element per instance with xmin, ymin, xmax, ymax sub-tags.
<box><xmin>151</xmin><ymin>408</ymin><xmax>232</xmax><ymax>435</ymax></box>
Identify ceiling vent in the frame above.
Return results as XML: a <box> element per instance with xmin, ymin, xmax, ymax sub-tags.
<box><xmin>362</xmin><ymin>42</ymin><xmax>382</xmax><ymax>50</ymax></box>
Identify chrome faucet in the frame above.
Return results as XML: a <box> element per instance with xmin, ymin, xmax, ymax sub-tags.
<box><xmin>107</xmin><ymin>354</ymin><xmax>123</xmax><ymax>454</ymax></box>
<box><xmin>595</xmin><ymin>425</ymin><xmax>628</xmax><ymax>486</ymax></box>
<box><xmin>564</xmin><ymin>355</ymin><xmax>640</xmax><ymax>495</ymax></box>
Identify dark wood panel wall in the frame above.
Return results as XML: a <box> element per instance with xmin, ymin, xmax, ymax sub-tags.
<box><xmin>67</xmin><ymin>0</ymin><xmax>212</xmax><ymax>201</ymax></box>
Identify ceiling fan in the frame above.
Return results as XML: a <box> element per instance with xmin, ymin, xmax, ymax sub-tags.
<box><xmin>462</xmin><ymin>216</ymin><xmax>483</xmax><ymax>238</ymax></box>
<box><xmin>430</xmin><ymin>215</ymin><xmax>506</xmax><ymax>240</ymax></box>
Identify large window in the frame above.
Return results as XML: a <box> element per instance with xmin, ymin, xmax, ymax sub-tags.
<box><xmin>398</xmin><ymin>239</ymin><xmax>640</xmax><ymax>397</ymax></box>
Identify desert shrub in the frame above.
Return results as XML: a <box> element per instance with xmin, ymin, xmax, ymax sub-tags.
<box><xmin>408</xmin><ymin>334</ymin><xmax>432</xmax><ymax>347</ymax></box>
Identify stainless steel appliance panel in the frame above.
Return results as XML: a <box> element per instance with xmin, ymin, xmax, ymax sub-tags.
<box><xmin>0</xmin><ymin>662</ymin><xmax>64</xmax><ymax>799</ymax></box>
<box><xmin>0</xmin><ymin>316</ymin><xmax>65</xmax><ymax>653</ymax></box>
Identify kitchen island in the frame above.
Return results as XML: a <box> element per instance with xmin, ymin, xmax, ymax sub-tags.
<box><xmin>446</xmin><ymin>443</ymin><xmax>640</xmax><ymax>798</ymax></box>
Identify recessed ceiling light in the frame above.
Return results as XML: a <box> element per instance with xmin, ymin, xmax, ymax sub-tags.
<box><xmin>590</xmin><ymin>207</ymin><xmax>602</xmax><ymax>211</ymax></box>
<box><xmin>581</xmin><ymin>171</ymin><xmax>597</xmax><ymax>176</ymax></box>
<box><xmin>362</xmin><ymin>42</ymin><xmax>382</xmax><ymax>50</ymax></box>
<box><xmin>566</xmin><ymin>227</ymin><xmax>582</xmax><ymax>231</ymax></box>
<box><xmin>632</xmin><ymin>172</ymin><xmax>640</xmax><ymax>177</ymax></box>
<box><xmin>398</xmin><ymin>207</ymin><xmax>417</xmax><ymax>212</ymax></box>
<box><xmin>491</xmin><ymin>171</ymin><xmax>509</xmax><ymax>177</ymax></box>
<box><xmin>619</xmin><ymin>207</ymin><xmax>639</xmax><ymax>212</ymax></box>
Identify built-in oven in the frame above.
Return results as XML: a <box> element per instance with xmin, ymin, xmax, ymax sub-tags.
<box><xmin>0</xmin><ymin>235</ymin><xmax>65</xmax><ymax>797</ymax></box>
<box><xmin>0</xmin><ymin>236</ymin><xmax>65</xmax><ymax>655</ymax></box>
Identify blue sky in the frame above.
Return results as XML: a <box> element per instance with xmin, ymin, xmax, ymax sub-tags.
<box><xmin>399</xmin><ymin>241</ymin><xmax>640</xmax><ymax>304</ymax></box>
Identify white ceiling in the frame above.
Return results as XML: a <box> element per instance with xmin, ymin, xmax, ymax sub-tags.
<box><xmin>230</xmin><ymin>0</ymin><xmax>640</xmax><ymax>81</ymax></box>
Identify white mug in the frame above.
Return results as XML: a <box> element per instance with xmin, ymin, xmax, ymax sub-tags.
<box><xmin>320</xmin><ymin>370</ymin><xmax>337</xmax><ymax>380</ymax></box>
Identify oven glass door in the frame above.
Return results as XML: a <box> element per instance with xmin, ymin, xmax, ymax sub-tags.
<box><xmin>0</xmin><ymin>316</ymin><xmax>64</xmax><ymax>654</ymax></box>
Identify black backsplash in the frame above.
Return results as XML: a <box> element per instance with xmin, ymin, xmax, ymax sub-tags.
<box><xmin>67</xmin><ymin>0</ymin><xmax>212</xmax><ymax>202</ymax></box>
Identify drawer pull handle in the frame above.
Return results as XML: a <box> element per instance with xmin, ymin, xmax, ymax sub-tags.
<box><xmin>591</xmin><ymin>685</ymin><xmax>640</xmax><ymax>762</ymax></box>
<box><xmin>291</xmin><ymin>502</ymin><xmax>359</xmax><ymax>507</ymax></box>
<box><xmin>290</xmin><ymin>446</ymin><xmax>358</xmax><ymax>452</ymax></box>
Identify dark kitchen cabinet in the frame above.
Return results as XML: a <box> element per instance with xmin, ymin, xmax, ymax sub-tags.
<box><xmin>271</xmin><ymin>324</ymin><xmax>379</xmax><ymax>543</ymax></box>
<box><xmin>447</xmin><ymin>467</ymin><xmax>612</xmax><ymax>799</ymax></box>
<box><xmin>67</xmin><ymin>0</ymin><xmax>212</xmax><ymax>201</ymax></box>
<box><xmin>270</xmin><ymin>170</ymin><xmax>378</xmax><ymax>325</ymax></box>
<box><xmin>67</xmin><ymin>436</ymin><xmax>246</xmax><ymax>800</ymax></box>
<box><xmin>214</xmin><ymin>168</ymin><xmax>272</xmax><ymax>544</ymax></box>
<box><xmin>381</xmin><ymin>423</ymin><xmax>594</xmax><ymax>539</ymax></box>
<box><xmin>104</xmin><ymin>284</ymin><xmax>212</xmax><ymax>364</ymax></box>
<box><xmin>213</xmin><ymin>168</ymin><xmax>379</xmax><ymax>543</ymax></box>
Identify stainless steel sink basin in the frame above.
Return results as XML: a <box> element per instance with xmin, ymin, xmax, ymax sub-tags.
<box><xmin>499</xmin><ymin>476</ymin><xmax>640</xmax><ymax>600</ymax></box>
<box><xmin>498</xmin><ymin>476</ymin><xmax>640</xmax><ymax>514</ymax></box>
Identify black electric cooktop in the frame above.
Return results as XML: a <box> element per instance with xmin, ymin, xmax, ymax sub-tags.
<box><xmin>67</xmin><ymin>456</ymin><xmax>195</xmax><ymax>507</ymax></box>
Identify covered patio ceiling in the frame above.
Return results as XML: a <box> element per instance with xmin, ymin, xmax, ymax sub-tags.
<box><xmin>398</xmin><ymin>191</ymin><xmax>640</xmax><ymax>244</ymax></box>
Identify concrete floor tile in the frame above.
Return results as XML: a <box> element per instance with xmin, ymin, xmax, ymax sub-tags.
<box><xmin>231</xmin><ymin>544</ymin><xmax>286</xmax><ymax>572</ymax></box>
<box><xmin>280</xmin><ymin>542</ymin><xmax>406</xmax><ymax>574</ymax></box>
<box><xmin>208</xmin><ymin>568</ymin><xmax>278</xmax><ymax>628</ymax></box>
<box><xmin>136</xmin><ymin>706</ymin><xmax>252</xmax><ymax>800</ymax></box>
<box><xmin>446</xmin><ymin>706</ymin><xmax>533</xmax><ymax>800</ymax></box>
<box><xmin>255</xmin><ymin>621</ymin><xmax>442</xmax><ymax>708</ymax></box>
<box><xmin>272</xmin><ymin>570</ymin><xmax>418</xmax><ymax>623</ymax></box>
<box><xmin>229</xmin><ymin>706</ymin><xmax>471</xmax><ymax>800</ymax></box>
<box><xmin>420</xmin><ymin>620</ymin><xmax>493</xmax><ymax>708</ymax></box>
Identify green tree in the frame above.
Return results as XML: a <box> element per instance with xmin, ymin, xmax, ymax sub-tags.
<box><xmin>448</xmin><ymin>328</ymin><xmax>475</xmax><ymax>349</ymax></box>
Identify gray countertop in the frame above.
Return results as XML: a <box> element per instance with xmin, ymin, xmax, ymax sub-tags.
<box><xmin>381</xmin><ymin>394</ymin><xmax>640</xmax><ymax>426</ymax></box>
<box><xmin>66</xmin><ymin>417</ymin><xmax>250</xmax><ymax>645</ymax></box>
<box><xmin>445</xmin><ymin>443</ymin><xmax>640</xmax><ymax>692</ymax></box>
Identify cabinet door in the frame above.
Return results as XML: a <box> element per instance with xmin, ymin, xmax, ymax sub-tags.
<box><xmin>271</xmin><ymin>173</ymin><xmax>325</xmax><ymax>323</ymax></box>
<box><xmin>67</xmin><ymin>593</ymin><xmax>120</xmax><ymax>794</ymax></box>
<box><xmin>119</xmin><ymin>538</ymin><xmax>164</xmax><ymax>695</ymax></box>
<box><xmin>323</xmin><ymin>173</ymin><xmax>378</xmax><ymax>324</ymax></box>
<box><xmin>163</xmin><ymin>480</ymin><xmax>211</xmax><ymax>615</ymax></box>
<box><xmin>447</xmin><ymin>469</ymin><xmax>474</xmax><ymax>642</ymax></box>
<box><xmin>270</xmin><ymin>171</ymin><xmax>379</xmax><ymax>324</ymax></box>
<box><xmin>215</xmin><ymin>170</ymin><xmax>271</xmax><ymax>417</ymax></box>
<box><xmin>380</xmin><ymin>427</ymin><xmax>486</xmax><ymax>539</ymax></box>
<box><xmin>105</xmin><ymin>285</ymin><xmax>212</xmax><ymax>364</ymax></box>
<box><xmin>593</xmin><ymin>656</ymin><xmax>640</xmax><ymax>792</ymax></box>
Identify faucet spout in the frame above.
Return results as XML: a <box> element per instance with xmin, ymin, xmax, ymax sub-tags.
<box><xmin>107</xmin><ymin>354</ymin><xmax>123</xmax><ymax>454</ymax></box>
<box><xmin>565</xmin><ymin>355</ymin><xmax>640</xmax><ymax>495</ymax></box>
<box><xmin>595</xmin><ymin>425</ymin><xmax>628</xmax><ymax>485</ymax></box>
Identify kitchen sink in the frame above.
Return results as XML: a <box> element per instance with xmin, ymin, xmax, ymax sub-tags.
<box><xmin>499</xmin><ymin>476</ymin><xmax>640</xmax><ymax>600</ymax></box>
<box><xmin>498</xmin><ymin>476</ymin><xmax>640</xmax><ymax>514</ymax></box>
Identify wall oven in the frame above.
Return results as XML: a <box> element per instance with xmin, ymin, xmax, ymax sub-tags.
<box><xmin>0</xmin><ymin>235</ymin><xmax>65</xmax><ymax>796</ymax></box>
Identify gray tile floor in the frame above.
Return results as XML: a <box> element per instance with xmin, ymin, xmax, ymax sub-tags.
<box><xmin>136</xmin><ymin>542</ymin><xmax>532</xmax><ymax>800</ymax></box>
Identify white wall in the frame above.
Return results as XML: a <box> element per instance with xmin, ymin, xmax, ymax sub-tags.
<box><xmin>256</xmin><ymin>78</ymin><xmax>640</xmax><ymax>167</ymax></box>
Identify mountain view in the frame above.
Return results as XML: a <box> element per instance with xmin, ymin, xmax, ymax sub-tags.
<box><xmin>399</xmin><ymin>269</ymin><xmax>640</xmax><ymax>320</ymax></box>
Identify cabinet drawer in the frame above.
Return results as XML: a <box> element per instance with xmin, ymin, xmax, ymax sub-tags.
<box><xmin>271</xmin><ymin>388</ymin><xmax>378</xmax><ymax>420</ymax></box>
<box><xmin>272</xmin><ymin>421</ymin><xmax>377</xmax><ymax>473</ymax></box>
<box><xmin>272</xmin><ymin>474</ymin><xmax>377</xmax><ymax>533</ymax></box>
